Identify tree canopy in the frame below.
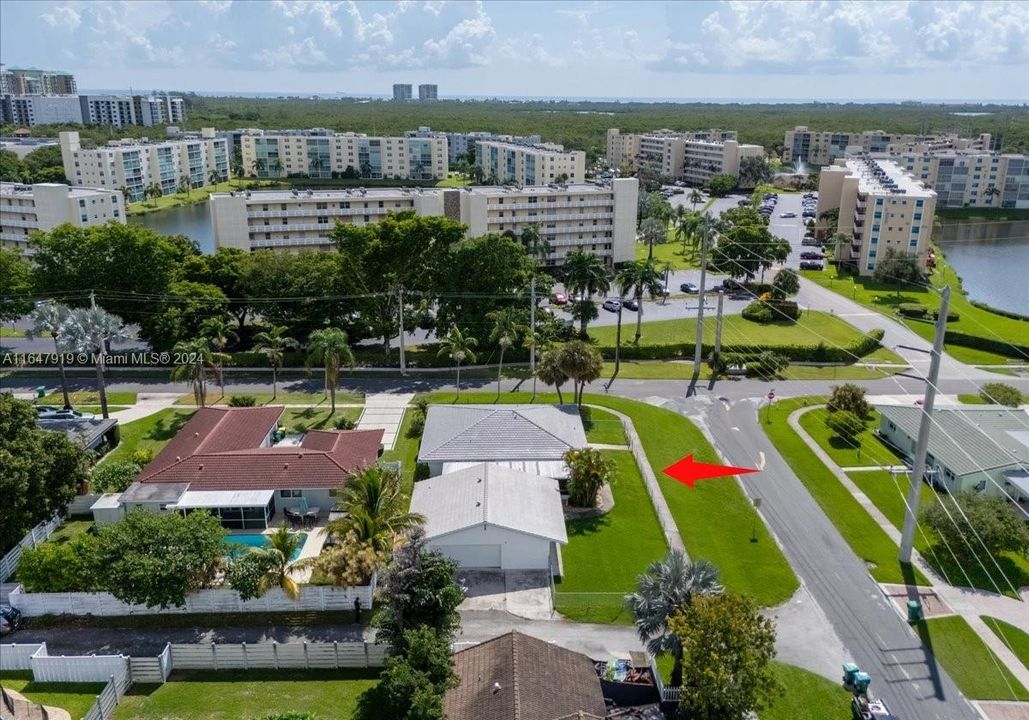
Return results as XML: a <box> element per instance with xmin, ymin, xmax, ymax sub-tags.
<box><xmin>0</xmin><ymin>249</ymin><xmax>33</xmax><ymax>321</ymax></box>
<box><xmin>709</xmin><ymin>209</ymin><xmax>790</xmax><ymax>280</ymax></box>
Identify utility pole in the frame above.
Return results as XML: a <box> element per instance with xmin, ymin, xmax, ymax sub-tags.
<box><xmin>687</xmin><ymin>217</ymin><xmax>713</xmax><ymax>397</ymax></box>
<box><xmin>397</xmin><ymin>284</ymin><xmax>406</xmax><ymax>377</ymax></box>
<box><xmin>529</xmin><ymin>277</ymin><xmax>537</xmax><ymax>398</ymax></box>
<box><xmin>713</xmin><ymin>289</ymin><xmax>725</xmax><ymax>360</ymax></box>
<box><xmin>899</xmin><ymin>286</ymin><xmax>950</xmax><ymax>564</ymax></box>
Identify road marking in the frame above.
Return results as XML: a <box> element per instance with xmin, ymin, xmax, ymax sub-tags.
<box><xmin>757</xmin><ymin>452</ymin><xmax>766</xmax><ymax>470</ymax></box>
<box><xmin>731</xmin><ymin>426</ymin><xmax>740</xmax><ymax>432</ymax></box>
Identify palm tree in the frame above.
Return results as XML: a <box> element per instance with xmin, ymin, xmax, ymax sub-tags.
<box><xmin>437</xmin><ymin>325</ymin><xmax>477</xmax><ymax>397</ymax></box>
<box><xmin>208</xmin><ymin>169</ymin><xmax>222</xmax><ymax>187</ymax></box>
<box><xmin>170</xmin><ymin>338</ymin><xmax>213</xmax><ymax>407</ymax></box>
<box><xmin>625</xmin><ymin>551</ymin><xmax>723</xmax><ymax>687</ymax></box>
<box><xmin>557</xmin><ymin>340</ymin><xmax>603</xmax><ymax>406</ymax></box>
<box><xmin>675</xmin><ymin>210</ymin><xmax>704</xmax><ymax>260</ymax></box>
<box><xmin>563</xmin><ymin>250</ymin><xmax>610</xmax><ymax>335</ymax></box>
<box><xmin>487</xmin><ymin>308</ymin><xmax>525</xmax><ymax>398</ymax></box>
<box><xmin>688</xmin><ymin>188</ymin><xmax>703</xmax><ymax>210</ymax></box>
<box><xmin>537</xmin><ymin>347</ymin><xmax>568</xmax><ymax>404</ymax></box>
<box><xmin>617</xmin><ymin>260</ymin><xmax>664</xmax><ymax>344</ymax></box>
<box><xmin>250</xmin><ymin>159</ymin><xmax>265</xmax><ymax>178</ymax></box>
<box><xmin>328</xmin><ymin>466</ymin><xmax>424</xmax><ymax>552</ymax></box>
<box><xmin>58</xmin><ymin>306</ymin><xmax>131</xmax><ymax>419</ymax></box>
<box><xmin>231</xmin><ymin>160</ymin><xmax>245</xmax><ymax>188</ymax></box>
<box><xmin>984</xmin><ymin>185</ymin><xmax>1001</xmax><ymax>204</ymax></box>
<box><xmin>270</xmin><ymin>159</ymin><xmax>282</xmax><ymax>178</ymax></box>
<box><xmin>117</xmin><ymin>186</ymin><xmax>131</xmax><ymax>204</ymax></box>
<box><xmin>200</xmin><ymin>316</ymin><xmax>238</xmax><ymax>400</ymax></box>
<box><xmin>306</xmin><ymin>328</ymin><xmax>355</xmax><ymax>414</ymax></box>
<box><xmin>253</xmin><ymin>326</ymin><xmax>298</xmax><ymax>401</ymax></box>
<box><xmin>253</xmin><ymin>524</ymin><xmax>304</xmax><ymax>600</ymax></box>
<box><xmin>178</xmin><ymin>174</ymin><xmax>192</xmax><ymax>198</ymax></box>
<box><xmin>145</xmin><ymin>182</ymin><xmax>163</xmax><ymax>207</ymax></box>
<box><xmin>26</xmin><ymin>302</ymin><xmax>74</xmax><ymax>409</ymax></box>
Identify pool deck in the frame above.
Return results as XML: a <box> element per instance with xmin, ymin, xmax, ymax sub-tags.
<box><xmin>290</xmin><ymin>526</ymin><xmax>329</xmax><ymax>582</ymax></box>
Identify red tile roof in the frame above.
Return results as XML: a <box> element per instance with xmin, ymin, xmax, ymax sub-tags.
<box><xmin>137</xmin><ymin>407</ymin><xmax>383</xmax><ymax>491</ymax></box>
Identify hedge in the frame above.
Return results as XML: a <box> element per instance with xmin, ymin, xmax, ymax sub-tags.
<box><xmin>969</xmin><ymin>300</ymin><xmax>1029</xmax><ymax>322</ymax></box>
<box><xmin>942</xmin><ymin>330</ymin><xmax>1029</xmax><ymax>360</ymax></box>
<box><xmin>899</xmin><ymin>303</ymin><xmax>929</xmax><ymax>318</ymax></box>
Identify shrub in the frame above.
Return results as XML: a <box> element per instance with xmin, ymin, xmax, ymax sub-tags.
<box><xmin>563</xmin><ymin>447</ymin><xmax>614</xmax><ymax>508</ymax></box>
<box><xmin>334</xmin><ymin>416</ymin><xmax>357</xmax><ymax>430</ymax></box>
<box><xmin>767</xmin><ymin>299</ymin><xmax>800</xmax><ymax>320</ymax></box>
<box><xmin>921</xmin><ymin>492</ymin><xmax>1029</xmax><ymax>562</ymax></box>
<box><xmin>827</xmin><ymin>384</ymin><xmax>871</xmax><ymax>419</ymax></box>
<box><xmin>407</xmin><ymin>413</ymin><xmax>425</xmax><ymax>438</ymax></box>
<box><xmin>228</xmin><ymin>394</ymin><xmax>257</xmax><ymax>407</ymax></box>
<box><xmin>748</xmin><ymin>351</ymin><xmax>789</xmax><ymax>378</ymax></box>
<box><xmin>742</xmin><ymin>301</ymin><xmax>774</xmax><ymax>323</ymax></box>
<box><xmin>825</xmin><ymin>410</ymin><xmax>865</xmax><ymax>446</ymax></box>
<box><xmin>414</xmin><ymin>462</ymin><xmax>431</xmax><ymax>481</ymax></box>
<box><xmin>17</xmin><ymin>540</ymin><xmax>97</xmax><ymax>593</ymax></box>
<box><xmin>932</xmin><ymin>309</ymin><xmax>960</xmax><ymax>322</ymax></box>
<box><xmin>89</xmin><ymin>459</ymin><xmax>142</xmax><ymax>493</ymax></box>
<box><xmin>898</xmin><ymin>303</ymin><xmax>929</xmax><ymax>318</ymax></box>
<box><xmin>772</xmin><ymin>268</ymin><xmax>800</xmax><ymax>297</ymax></box>
<box><xmin>979</xmin><ymin>383</ymin><xmax>1023</xmax><ymax>408</ymax></box>
<box><xmin>129</xmin><ymin>447</ymin><xmax>153</xmax><ymax>466</ymax></box>
<box><xmin>942</xmin><ymin>330</ymin><xmax>1029</xmax><ymax>360</ymax></box>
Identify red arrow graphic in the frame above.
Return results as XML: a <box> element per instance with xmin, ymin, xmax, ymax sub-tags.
<box><xmin>662</xmin><ymin>454</ymin><xmax>759</xmax><ymax>488</ymax></box>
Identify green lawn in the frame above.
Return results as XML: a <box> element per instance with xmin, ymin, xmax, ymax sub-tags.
<box><xmin>801</xmin><ymin>252</ymin><xmax>1029</xmax><ymax>360</ymax></box>
<box><xmin>915</xmin><ymin>616</ymin><xmax>1029</xmax><ymax>700</ymax></box>
<box><xmin>44</xmin><ymin>520</ymin><xmax>93</xmax><ymax>544</ymax></box>
<box><xmin>0</xmin><ymin>672</ymin><xmax>106</xmax><ymax>720</ymax></box>
<box><xmin>589</xmin><ymin>311</ymin><xmax>871</xmax><ymax>352</ymax></box>
<box><xmin>601</xmin><ymin>360</ymin><xmax>901</xmax><ymax>381</ymax></box>
<box><xmin>778</xmin><ymin>364</ymin><xmax>902</xmax><ymax>380</ymax></box>
<box><xmin>798</xmin><ymin>408</ymin><xmax>904</xmax><ymax>468</ymax></box>
<box><xmin>43</xmin><ymin>390</ymin><xmax>138</xmax><ymax>406</ymax></box>
<box><xmin>761</xmin><ymin>397</ymin><xmax>928</xmax><ymax>586</ymax></box>
<box><xmin>381</xmin><ymin>408</ymin><xmax>421</xmax><ymax>495</ymax></box>
<box><xmin>279</xmin><ymin>406</ymin><xmax>363</xmax><ymax>433</ymax></box>
<box><xmin>634</xmin><ymin>237</ymin><xmax>700</xmax><ymax>270</ymax></box>
<box><xmin>435</xmin><ymin>173</ymin><xmax>471</xmax><ymax>187</ymax></box>
<box><xmin>580</xmin><ymin>407</ymin><xmax>627</xmax><ymax>445</ymax></box>
<box><xmin>982</xmin><ymin>617</ymin><xmax>1029</xmax><ymax>671</ymax></box>
<box><xmin>762</xmin><ymin>663</ymin><xmax>852</xmax><ymax>720</ymax></box>
<box><xmin>424</xmin><ymin>392</ymin><xmax>799</xmax><ymax>607</ymax></box>
<box><xmin>78</xmin><ymin>405</ymin><xmax>129</xmax><ymax>414</ymax></box>
<box><xmin>106</xmin><ymin>408</ymin><xmax>196</xmax><ymax>463</ymax></box>
<box><xmin>113</xmin><ymin>670</ymin><xmax>379</xmax><ymax>719</ymax></box>
<box><xmin>555</xmin><ymin>451</ymin><xmax>667</xmax><ymax>624</ymax></box>
<box><xmin>958</xmin><ymin>391</ymin><xmax>1026</xmax><ymax>405</ymax></box>
<box><xmin>175</xmin><ymin>390</ymin><xmax>365</xmax><ymax>406</ymax></box>
<box><xmin>125</xmin><ymin>179</ymin><xmax>278</xmax><ymax>216</ymax></box>
<box><xmin>0</xmin><ymin>327</ymin><xmax>25</xmax><ymax>337</ymax></box>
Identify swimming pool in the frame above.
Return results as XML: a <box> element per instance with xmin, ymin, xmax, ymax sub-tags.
<box><xmin>226</xmin><ymin>532</ymin><xmax>307</xmax><ymax>562</ymax></box>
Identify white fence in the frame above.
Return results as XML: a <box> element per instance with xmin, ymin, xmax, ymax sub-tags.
<box><xmin>0</xmin><ymin>514</ymin><xmax>63</xmax><ymax>583</ymax></box>
<box><xmin>7</xmin><ymin>579</ymin><xmax>375</xmax><ymax>617</ymax></box>
<box><xmin>0</xmin><ymin>642</ymin><xmax>45</xmax><ymax>671</ymax></box>
<box><xmin>169</xmin><ymin>641</ymin><xmax>388</xmax><ymax>670</ymax></box>
<box><xmin>67</xmin><ymin>494</ymin><xmax>101</xmax><ymax>516</ymax></box>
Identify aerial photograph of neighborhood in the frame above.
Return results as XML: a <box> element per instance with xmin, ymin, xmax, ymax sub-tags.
<box><xmin>0</xmin><ymin>1</ymin><xmax>1027</xmax><ymax>719</ymax></box>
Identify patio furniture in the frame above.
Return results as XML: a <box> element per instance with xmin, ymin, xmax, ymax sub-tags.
<box><xmin>284</xmin><ymin>507</ymin><xmax>302</xmax><ymax>529</ymax></box>
<box><xmin>303</xmin><ymin>507</ymin><xmax>320</xmax><ymax>528</ymax></box>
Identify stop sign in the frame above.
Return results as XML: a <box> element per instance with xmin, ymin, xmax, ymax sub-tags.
<box><xmin>767</xmin><ymin>391</ymin><xmax>775</xmax><ymax>401</ymax></box>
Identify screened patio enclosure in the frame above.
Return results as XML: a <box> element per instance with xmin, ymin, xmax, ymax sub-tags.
<box><xmin>171</xmin><ymin>489</ymin><xmax>275</xmax><ymax>530</ymax></box>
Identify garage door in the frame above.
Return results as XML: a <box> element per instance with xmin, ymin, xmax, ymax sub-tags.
<box><xmin>439</xmin><ymin>544</ymin><xmax>502</xmax><ymax>568</ymax></box>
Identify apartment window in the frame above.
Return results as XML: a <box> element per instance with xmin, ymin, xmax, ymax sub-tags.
<box><xmin>915</xmin><ymin>199</ymin><xmax>924</xmax><ymax>207</ymax></box>
<box><xmin>363</xmin><ymin>215</ymin><xmax>370</xmax><ymax>222</ymax></box>
<box><xmin>867</xmin><ymin>262</ymin><xmax>876</xmax><ymax>271</ymax></box>
<box><xmin>340</xmin><ymin>202</ymin><xmax>350</xmax><ymax>209</ymax></box>
<box><xmin>913</xmin><ymin>213</ymin><xmax>922</xmax><ymax>221</ymax></box>
<box><xmin>911</xmin><ymin>226</ymin><xmax>920</xmax><ymax>233</ymax></box>
<box><xmin>80</xmin><ymin>214</ymin><xmax>88</xmax><ymax>222</ymax></box>
<box><xmin>265</xmin><ymin>233</ymin><xmax>271</xmax><ymax>240</ymax></box>
<box><xmin>79</xmin><ymin>199</ymin><xmax>86</xmax><ymax>208</ymax></box>
<box><xmin>870</xmin><ymin>237</ymin><xmax>878</xmax><ymax>245</ymax></box>
<box><xmin>868</xmin><ymin>250</ymin><xmax>877</xmax><ymax>258</ymax></box>
<box><xmin>378</xmin><ymin>201</ymin><xmax>384</xmax><ymax>208</ymax></box>
<box><xmin>872</xmin><ymin>224</ymin><xmax>880</xmax><ymax>232</ymax></box>
<box><xmin>873</xmin><ymin>211</ymin><xmax>882</xmax><ymax>219</ymax></box>
<box><xmin>875</xmin><ymin>198</ymin><xmax>883</xmax><ymax>206</ymax></box>
<box><xmin>909</xmin><ymin>238</ymin><xmax>918</xmax><ymax>247</ymax></box>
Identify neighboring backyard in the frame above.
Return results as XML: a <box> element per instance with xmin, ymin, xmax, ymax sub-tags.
<box><xmin>0</xmin><ymin>671</ymin><xmax>106</xmax><ymax>720</ymax></box>
<box><xmin>580</xmin><ymin>406</ymin><xmax>628</xmax><ymax>446</ymax></box>
<box><xmin>105</xmin><ymin>408</ymin><xmax>196</xmax><ymax>463</ymax></box>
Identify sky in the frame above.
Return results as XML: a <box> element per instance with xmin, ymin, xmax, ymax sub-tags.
<box><xmin>2</xmin><ymin>0</ymin><xmax>1028</xmax><ymax>102</ymax></box>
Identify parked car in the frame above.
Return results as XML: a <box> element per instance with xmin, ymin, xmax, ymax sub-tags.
<box><xmin>602</xmin><ymin>298</ymin><xmax>621</xmax><ymax>312</ymax></box>
<box><xmin>802</xmin><ymin>237</ymin><xmax>821</xmax><ymax>246</ymax></box>
<box><xmin>0</xmin><ymin>605</ymin><xmax>22</xmax><ymax>636</ymax></box>
<box><xmin>551</xmin><ymin>292</ymin><xmax>568</xmax><ymax>305</ymax></box>
<box><xmin>800</xmin><ymin>251</ymin><xmax>825</xmax><ymax>260</ymax></box>
<box><xmin>779</xmin><ymin>212</ymin><xmax>797</xmax><ymax>218</ymax></box>
<box><xmin>680</xmin><ymin>282</ymin><xmax>699</xmax><ymax>293</ymax></box>
<box><xmin>622</xmin><ymin>298</ymin><xmax>639</xmax><ymax>311</ymax></box>
<box><xmin>36</xmin><ymin>406</ymin><xmax>89</xmax><ymax>420</ymax></box>
<box><xmin>799</xmin><ymin>261</ymin><xmax>824</xmax><ymax>270</ymax></box>
<box><xmin>34</xmin><ymin>405</ymin><xmax>61</xmax><ymax>416</ymax></box>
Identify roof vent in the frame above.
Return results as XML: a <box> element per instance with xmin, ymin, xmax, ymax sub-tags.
<box><xmin>175</xmin><ymin>456</ymin><xmax>181</xmax><ymax>461</ymax></box>
<box><xmin>194</xmin><ymin>432</ymin><xmax>200</xmax><ymax>437</ymax></box>
<box><xmin>492</xmin><ymin>682</ymin><xmax>502</xmax><ymax>694</ymax></box>
<box><xmin>198</xmin><ymin>464</ymin><xmax>203</xmax><ymax>471</ymax></box>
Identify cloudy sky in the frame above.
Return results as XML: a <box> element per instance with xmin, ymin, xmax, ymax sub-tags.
<box><xmin>3</xmin><ymin>0</ymin><xmax>1028</xmax><ymax>101</ymax></box>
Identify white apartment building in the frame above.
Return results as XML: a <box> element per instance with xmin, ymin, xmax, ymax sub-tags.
<box><xmin>1</xmin><ymin>95</ymin><xmax>82</xmax><ymax>126</ymax></box>
<box><xmin>418</xmin><ymin>84</ymin><xmax>438</xmax><ymax>101</ymax></box>
<box><xmin>392</xmin><ymin>84</ymin><xmax>413</xmax><ymax>101</ymax></box>
<box><xmin>682</xmin><ymin>139</ymin><xmax>764</xmax><ymax>188</ymax></box>
<box><xmin>210</xmin><ymin>179</ymin><xmax>638</xmax><ymax>266</ymax></box>
<box><xmin>60</xmin><ymin>129</ymin><xmax>230</xmax><ymax>202</ymax></box>
<box><xmin>79</xmin><ymin>94</ymin><xmax>186</xmax><ymax>128</ymax></box>
<box><xmin>816</xmin><ymin>157</ymin><xmax>936</xmax><ymax>277</ymax></box>
<box><xmin>475</xmin><ymin>140</ymin><xmax>586</xmax><ymax>185</ymax></box>
<box><xmin>406</xmin><ymin>127</ymin><xmax>541</xmax><ymax>164</ymax></box>
<box><xmin>606</xmin><ymin>128</ymin><xmax>739</xmax><ymax>179</ymax></box>
<box><xmin>239</xmin><ymin>130</ymin><xmax>448</xmax><ymax>181</ymax></box>
<box><xmin>0</xmin><ymin>182</ymin><xmax>124</xmax><ymax>256</ymax></box>
<box><xmin>783</xmin><ymin>126</ymin><xmax>992</xmax><ymax>166</ymax></box>
<box><xmin>0</xmin><ymin>67</ymin><xmax>77</xmax><ymax>95</ymax></box>
<box><xmin>894</xmin><ymin>151</ymin><xmax>1029</xmax><ymax>209</ymax></box>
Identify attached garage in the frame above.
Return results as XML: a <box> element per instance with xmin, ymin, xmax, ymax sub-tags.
<box><xmin>411</xmin><ymin>463</ymin><xmax>568</xmax><ymax>572</ymax></box>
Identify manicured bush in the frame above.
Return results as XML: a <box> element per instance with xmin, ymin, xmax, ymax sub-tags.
<box><xmin>334</xmin><ymin>416</ymin><xmax>357</xmax><ymax>430</ymax></box>
<box><xmin>767</xmin><ymin>300</ymin><xmax>800</xmax><ymax>320</ymax></box>
<box><xmin>742</xmin><ymin>301</ymin><xmax>774</xmax><ymax>323</ymax></box>
<box><xmin>228</xmin><ymin>394</ymin><xmax>257</xmax><ymax>407</ymax></box>
<box><xmin>827</xmin><ymin>384</ymin><xmax>871</xmax><ymax>419</ymax></box>
<box><xmin>748</xmin><ymin>351</ymin><xmax>789</xmax><ymax>378</ymax></box>
<box><xmin>406</xmin><ymin>414</ymin><xmax>425</xmax><ymax>438</ymax></box>
<box><xmin>89</xmin><ymin>459</ymin><xmax>142</xmax><ymax>493</ymax></box>
<box><xmin>932</xmin><ymin>309</ymin><xmax>960</xmax><ymax>322</ymax></box>
<box><xmin>942</xmin><ymin>330</ymin><xmax>1029</xmax><ymax>360</ymax></box>
<box><xmin>979</xmin><ymin>383</ymin><xmax>1024</xmax><ymax>408</ymax></box>
<box><xmin>969</xmin><ymin>300</ymin><xmax>1029</xmax><ymax>322</ymax></box>
<box><xmin>414</xmin><ymin>463</ymin><xmax>431</xmax><ymax>482</ymax></box>
<box><xmin>602</xmin><ymin>329</ymin><xmax>884</xmax><ymax>363</ymax></box>
<box><xmin>898</xmin><ymin>303</ymin><xmax>929</xmax><ymax>318</ymax></box>
<box><xmin>129</xmin><ymin>447</ymin><xmax>154</xmax><ymax>466</ymax></box>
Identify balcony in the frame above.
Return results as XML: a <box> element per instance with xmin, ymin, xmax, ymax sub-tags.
<box><xmin>853</xmin><ymin>217</ymin><xmax>864</xmax><ymax>228</ymax></box>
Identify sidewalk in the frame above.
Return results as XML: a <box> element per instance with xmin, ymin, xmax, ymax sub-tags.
<box><xmin>355</xmin><ymin>392</ymin><xmax>414</xmax><ymax>450</ymax></box>
<box><xmin>789</xmin><ymin>404</ymin><xmax>1029</xmax><ymax>691</ymax></box>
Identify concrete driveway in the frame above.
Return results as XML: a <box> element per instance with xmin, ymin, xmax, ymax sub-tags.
<box><xmin>457</xmin><ymin>570</ymin><xmax>554</xmax><ymax>620</ymax></box>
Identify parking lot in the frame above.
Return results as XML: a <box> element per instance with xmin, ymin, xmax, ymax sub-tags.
<box><xmin>758</xmin><ymin>191</ymin><xmax>823</xmax><ymax>271</ymax></box>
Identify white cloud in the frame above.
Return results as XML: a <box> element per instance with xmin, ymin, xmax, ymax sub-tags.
<box><xmin>40</xmin><ymin>4</ymin><xmax>81</xmax><ymax>29</ymax></box>
<box><xmin>198</xmin><ymin>0</ymin><xmax>232</xmax><ymax>13</ymax></box>
<box><xmin>255</xmin><ymin>37</ymin><xmax>330</xmax><ymax>68</ymax></box>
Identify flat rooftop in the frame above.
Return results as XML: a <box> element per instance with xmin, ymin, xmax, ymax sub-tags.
<box><xmin>211</xmin><ymin>182</ymin><xmax>616</xmax><ymax>202</ymax></box>
<box><xmin>477</xmin><ymin>139</ymin><xmax>577</xmax><ymax>155</ymax></box>
<box><xmin>843</xmin><ymin>157</ymin><xmax>934</xmax><ymax>197</ymax></box>
<box><xmin>0</xmin><ymin>182</ymin><xmax>115</xmax><ymax>198</ymax></box>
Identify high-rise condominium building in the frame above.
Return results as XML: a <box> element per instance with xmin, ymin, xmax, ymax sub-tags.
<box><xmin>893</xmin><ymin>151</ymin><xmax>1029</xmax><ymax>209</ymax></box>
<box><xmin>606</xmin><ymin>128</ymin><xmax>756</xmax><ymax>185</ymax></box>
<box><xmin>418</xmin><ymin>84</ymin><xmax>438</xmax><ymax>101</ymax></box>
<box><xmin>1</xmin><ymin>95</ymin><xmax>83</xmax><ymax>126</ymax></box>
<box><xmin>405</xmin><ymin>127</ymin><xmax>542</xmax><ymax>164</ymax></box>
<box><xmin>0</xmin><ymin>66</ymin><xmax>77</xmax><ymax>95</ymax></box>
<box><xmin>238</xmin><ymin>129</ymin><xmax>448</xmax><ymax>180</ymax></box>
<box><xmin>783</xmin><ymin>126</ymin><xmax>992</xmax><ymax>166</ymax></box>
<box><xmin>59</xmin><ymin>129</ymin><xmax>229</xmax><ymax>203</ymax></box>
<box><xmin>816</xmin><ymin>157</ymin><xmax>936</xmax><ymax>276</ymax></box>
<box><xmin>1</xmin><ymin>182</ymin><xmax>124</xmax><ymax>256</ymax></box>
<box><xmin>1</xmin><ymin>92</ymin><xmax>187</xmax><ymax>128</ymax></box>
<box><xmin>392</xmin><ymin>84</ymin><xmax>413</xmax><ymax>101</ymax></box>
<box><xmin>475</xmin><ymin>140</ymin><xmax>586</xmax><ymax>185</ymax></box>
<box><xmin>210</xmin><ymin>179</ymin><xmax>639</xmax><ymax>266</ymax></box>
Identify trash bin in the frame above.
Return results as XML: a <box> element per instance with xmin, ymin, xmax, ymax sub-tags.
<box><xmin>907</xmin><ymin>600</ymin><xmax>923</xmax><ymax>623</ymax></box>
<box><xmin>36</xmin><ymin>386</ymin><xmax>46</xmax><ymax>399</ymax></box>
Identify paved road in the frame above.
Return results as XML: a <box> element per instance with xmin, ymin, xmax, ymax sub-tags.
<box><xmin>683</xmin><ymin>395</ymin><xmax>979</xmax><ymax>720</ymax></box>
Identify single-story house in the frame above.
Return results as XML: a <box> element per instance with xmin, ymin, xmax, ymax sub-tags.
<box><xmin>876</xmin><ymin>404</ymin><xmax>1029</xmax><ymax>501</ymax></box>
<box><xmin>38</xmin><ymin>416</ymin><xmax>119</xmax><ymax>453</ymax></box>
<box><xmin>418</xmin><ymin>404</ymin><xmax>587</xmax><ymax>478</ymax></box>
<box><xmin>90</xmin><ymin>406</ymin><xmax>383</xmax><ymax>528</ymax></box>
<box><xmin>410</xmin><ymin>463</ymin><xmax>567</xmax><ymax>571</ymax></box>
<box><xmin>444</xmin><ymin>631</ymin><xmax>608</xmax><ymax>720</ymax></box>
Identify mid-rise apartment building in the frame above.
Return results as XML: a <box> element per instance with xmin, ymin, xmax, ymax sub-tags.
<box><xmin>475</xmin><ymin>140</ymin><xmax>586</xmax><ymax>185</ymax></box>
<box><xmin>1</xmin><ymin>95</ymin><xmax>83</xmax><ymax>126</ymax></box>
<box><xmin>406</xmin><ymin>127</ymin><xmax>542</xmax><ymax>164</ymax></box>
<box><xmin>0</xmin><ymin>182</ymin><xmax>124</xmax><ymax>256</ymax></box>
<box><xmin>0</xmin><ymin>66</ymin><xmax>77</xmax><ymax>95</ymax></box>
<box><xmin>392</xmin><ymin>84</ymin><xmax>413</xmax><ymax>101</ymax></box>
<box><xmin>239</xmin><ymin>129</ymin><xmax>448</xmax><ymax>180</ymax></box>
<box><xmin>816</xmin><ymin>157</ymin><xmax>936</xmax><ymax>277</ymax></box>
<box><xmin>1</xmin><ymin>92</ymin><xmax>187</xmax><ymax>128</ymax></box>
<box><xmin>783</xmin><ymin>126</ymin><xmax>992</xmax><ymax>166</ymax></box>
<box><xmin>682</xmin><ymin>139</ymin><xmax>764</xmax><ymax>188</ymax></box>
<box><xmin>894</xmin><ymin>151</ymin><xmax>1029</xmax><ymax>209</ymax></box>
<box><xmin>59</xmin><ymin>129</ymin><xmax>229</xmax><ymax>202</ymax></box>
<box><xmin>418</xmin><ymin>84</ymin><xmax>438</xmax><ymax>101</ymax></box>
<box><xmin>606</xmin><ymin>128</ymin><xmax>739</xmax><ymax>178</ymax></box>
<box><xmin>210</xmin><ymin>179</ymin><xmax>638</xmax><ymax>266</ymax></box>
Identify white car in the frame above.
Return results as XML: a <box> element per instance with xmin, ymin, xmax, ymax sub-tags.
<box><xmin>602</xmin><ymin>298</ymin><xmax>621</xmax><ymax>312</ymax></box>
<box><xmin>36</xmin><ymin>406</ymin><xmax>93</xmax><ymax>420</ymax></box>
<box><xmin>780</xmin><ymin>212</ymin><xmax>797</xmax><ymax>218</ymax></box>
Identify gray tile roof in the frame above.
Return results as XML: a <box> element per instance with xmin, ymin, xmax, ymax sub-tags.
<box><xmin>418</xmin><ymin>405</ymin><xmax>586</xmax><ymax>463</ymax></box>
<box><xmin>120</xmin><ymin>481</ymin><xmax>189</xmax><ymax>504</ymax></box>
<box><xmin>876</xmin><ymin>404</ymin><xmax>1029</xmax><ymax>476</ymax></box>
<box><xmin>411</xmin><ymin>463</ymin><xmax>568</xmax><ymax>543</ymax></box>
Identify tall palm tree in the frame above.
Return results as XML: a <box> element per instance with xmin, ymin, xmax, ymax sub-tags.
<box><xmin>253</xmin><ymin>325</ymin><xmax>298</xmax><ymax>401</ymax></box>
<box><xmin>170</xmin><ymin>338</ymin><xmax>213</xmax><ymax>407</ymax></box>
<box><xmin>616</xmin><ymin>260</ymin><xmax>664</xmax><ymax>344</ymax></box>
<box><xmin>200</xmin><ymin>316</ymin><xmax>238</xmax><ymax>400</ymax></box>
<box><xmin>270</xmin><ymin>159</ymin><xmax>282</xmax><ymax>178</ymax></box>
<box><xmin>557</xmin><ymin>340</ymin><xmax>603</xmax><ymax>406</ymax></box>
<box><xmin>178</xmin><ymin>174</ymin><xmax>192</xmax><ymax>198</ymax></box>
<box><xmin>688</xmin><ymin>188</ymin><xmax>703</xmax><ymax>210</ymax></box>
<box><xmin>625</xmin><ymin>551</ymin><xmax>723</xmax><ymax>687</ymax></box>
<box><xmin>563</xmin><ymin>250</ymin><xmax>610</xmax><ymax>335</ymax></box>
<box><xmin>26</xmin><ymin>301</ymin><xmax>73</xmax><ymax>409</ymax></box>
<box><xmin>58</xmin><ymin>306</ymin><xmax>131</xmax><ymax>419</ymax></box>
<box><xmin>230</xmin><ymin>160</ymin><xmax>245</xmax><ymax>188</ymax></box>
<box><xmin>306</xmin><ymin>328</ymin><xmax>355</xmax><ymax>414</ymax></box>
<box><xmin>487</xmin><ymin>308</ymin><xmax>525</xmax><ymax>398</ymax></box>
<box><xmin>208</xmin><ymin>169</ymin><xmax>222</xmax><ymax>187</ymax></box>
<box><xmin>437</xmin><ymin>325</ymin><xmax>477</xmax><ymax>397</ymax></box>
<box><xmin>253</xmin><ymin>523</ymin><xmax>304</xmax><ymax>600</ymax></box>
<box><xmin>675</xmin><ymin>210</ymin><xmax>704</xmax><ymax>260</ymax></box>
<box><xmin>537</xmin><ymin>348</ymin><xmax>567</xmax><ymax>404</ymax></box>
<box><xmin>250</xmin><ymin>158</ymin><xmax>265</xmax><ymax>178</ymax></box>
<box><xmin>329</xmin><ymin>466</ymin><xmax>424</xmax><ymax>552</ymax></box>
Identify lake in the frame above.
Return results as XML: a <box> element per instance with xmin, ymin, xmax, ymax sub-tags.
<box><xmin>129</xmin><ymin>202</ymin><xmax>215</xmax><ymax>254</ymax></box>
<box><xmin>937</xmin><ymin>220</ymin><xmax>1029</xmax><ymax>315</ymax></box>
